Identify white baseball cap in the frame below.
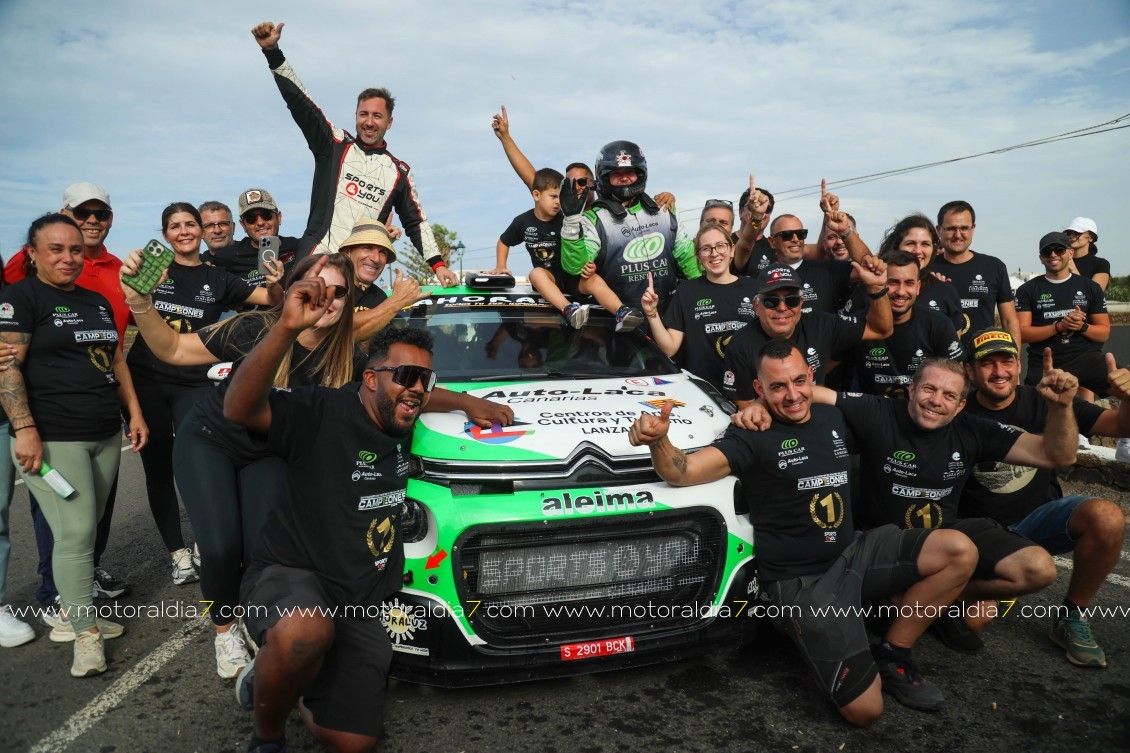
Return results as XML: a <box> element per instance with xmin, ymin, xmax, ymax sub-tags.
<box><xmin>1065</xmin><ymin>217</ymin><xmax>1098</xmax><ymax>241</ymax></box>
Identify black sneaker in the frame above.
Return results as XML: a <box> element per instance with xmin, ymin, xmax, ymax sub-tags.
<box><xmin>235</xmin><ymin>654</ymin><xmax>256</xmax><ymax>711</ymax></box>
<box><xmin>872</xmin><ymin>642</ymin><xmax>944</xmax><ymax>712</ymax></box>
<box><xmin>92</xmin><ymin>567</ymin><xmax>130</xmax><ymax>599</ymax></box>
<box><xmin>928</xmin><ymin>614</ymin><xmax>984</xmax><ymax>654</ymax></box>
<box><xmin>614</xmin><ymin>306</ymin><xmax>645</xmax><ymax>333</ymax></box>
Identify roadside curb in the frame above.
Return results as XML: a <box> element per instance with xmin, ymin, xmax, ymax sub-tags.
<box><xmin>1061</xmin><ymin>445</ymin><xmax>1130</xmax><ymax>492</ymax></box>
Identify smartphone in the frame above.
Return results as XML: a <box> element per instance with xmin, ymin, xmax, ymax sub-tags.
<box><xmin>258</xmin><ymin>236</ymin><xmax>280</xmax><ymax>277</ymax></box>
<box><xmin>122</xmin><ymin>239</ymin><xmax>175</xmax><ymax>296</ymax></box>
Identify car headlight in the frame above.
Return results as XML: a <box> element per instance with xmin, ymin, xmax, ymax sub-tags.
<box><xmin>400</xmin><ymin>499</ymin><xmax>429</xmax><ymax>543</ymax></box>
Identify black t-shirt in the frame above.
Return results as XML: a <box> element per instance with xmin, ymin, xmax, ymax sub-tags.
<box><xmin>742</xmin><ymin>238</ymin><xmax>774</xmax><ymax>277</ymax></box>
<box><xmin>1015</xmin><ymin>274</ymin><xmax>1106</xmax><ymax>373</ymax></box>
<box><xmin>721</xmin><ymin>312</ymin><xmax>866</xmax><ymax>401</ymax></box>
<box><xmin>714</xmin><ymin>404</ymin><xmax>855</xmax><ymax>581</ymax></box>
<box><xmin>916</xmin><ymin>278</ymin><xmax>967</xmax><ymax>337</ymax></box>
<box><xmin>355</xmin><ymin>283</ymin><xmax>388</xmax><ymax>312</ymax></box>
<box><xmin>0</xmin><ymin>277</ymin><xmax>121</xmax><ymax>441</ymax></box>
<box><xmin>930</xmin><ymin>252</ymin><xmax>1013</xmax><ymax>353</ymax></box>
<box><xmin>960</xmin><ymin>387</ymin><xmax>1104</xmax><ymax>525</ymax></box>
<box><xmin>210</xmin><ymin>236</ymin><xmax>301</xmax><ymax>287</ymax></box>
<box><xmin>836</xmin><ymin>394</ymin><xmax>1021</xmax><ymax>530</ymax></box>
<box><xmin>1073</xmin><ymin>253</ymin><xmax>1110</xmax><ymax>282</ymax></box>
<box><xmin>126</xmin><ymin>261</ymin><xmax>254</xmax><ymax>385</ymax></box>
<box><xmin>500</xmin><ymin>209</ymin><xmax>565</xmax><ymax>272</ymax></box>
<box><xmin>851</xmin><ymin>310</ymin><xmax>964</xmax><ymax>398</ymax></box>
<box><xmin>192</xmin><ymin>315</ymin><xmax>367</xmax><ymax>459</ymax></box>
<box><xmin>255</xmin><ymin>386</ymin><xmax>409</xmax><ymax>607</ymax></box>
<box><xmin>663</xmin><ymin>276</ymin><xmax>759</xmax><ymax>391</ymax></box>
<box><xmin>792</xmin><ymin>259</ymin><xmax>853</xmax><ymax>315</ymax></box>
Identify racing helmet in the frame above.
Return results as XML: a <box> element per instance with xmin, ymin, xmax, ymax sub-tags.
<box><xmin>595</xmin><ymin>140</ymin><xmax>648</xmax><ymax>202</ymax></box>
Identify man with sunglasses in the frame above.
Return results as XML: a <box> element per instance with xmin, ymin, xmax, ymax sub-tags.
<box><xmin>765</xmin><ymin>210</ymin><xmax>870</xmax><ymax>316</ymax></box>
<box><xmin>1015</xmin><ymin>232</ymin><xmax>1110</xmax><ymax>396</ymax></box>
<box><xmin>224</xmin><ymin>263</ymin><xmax>513</xmax><ymax>753</ymax></box>
<box><xmin>721</xmin><ymin>262</ymin><xmax>892</xmax><ymax>408</ymax></box>
<box><xmin>251</xmin><ymin>22</ymin><xmax>457</xmax><ymax>287</ymax></box>
<box><xmin>209</xmin><ymin>188</ymin><xmax>300</xmax><ymax>292</ymax></box>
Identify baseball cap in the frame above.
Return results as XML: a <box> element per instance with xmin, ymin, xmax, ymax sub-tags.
<box><xmin>971</xmin><ymin>328</ymin><xmax>1019</xmax><ymax>360</ymax></box>
<box><xmin>63</xmin><ymin>182</ymin><xmax>111</xmax><ymax>210</ymax></box>
<box><xmin>1064</xmin><ymin>217</ymin><xmax>1098</xmax><ymax>241</ymax></box>
<box><xmin>757</xmin><ymin>264</ymin><xmax>802</xmax><ymax>295</ymax></box>
<box><xmin>340</xmin><ymin>223</ymin><xmax>397</xmax><ymax>263</ymax></box>
<box><xmin>238</xmin><ymin>188</ymin><xmax>278</xmax><ymax>216</ymax></box>
<box><xmin>1039</xmin><ymin>231</ymin><xmax>1072</xmax><ymax>254</ymax></box>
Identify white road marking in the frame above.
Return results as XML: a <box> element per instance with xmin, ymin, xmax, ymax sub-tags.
<box><xmin>1054</xmin><ymin>555</ymin><xmax>1130</xmax><ymax>591</ymax></box>
<box><xmin>28</xmin><ymin>618</ymin><xmax>208</xmax><ymax>753</ymax></box>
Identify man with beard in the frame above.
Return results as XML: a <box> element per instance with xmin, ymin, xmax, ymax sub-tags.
<box><xmin>849</xmin><ymin>251</ymin><xmax>964</xmax><ymax>398</ymax></box>
<box><xmin>224</xmin><ymin>263</ymin><xmax>512</xmax><ymax>753</ymax></box>
<box><xmin>209</xmin><ymin>188</ymin><xmax>298</xmax><ymax>290</ymax></box>
<box><xmin>961</xmin><ymin>328</ymin><xmax>1128</xmax><ymax>667</ymax></box>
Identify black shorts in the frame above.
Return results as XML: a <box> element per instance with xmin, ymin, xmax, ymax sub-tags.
<box><xmin>241</xmin><ymin>564</ymin><xmax>392</xmax><ymax>738</ymax></box>
<box><xmin>763</xmin><ymin>525</ymin><xmax>930</xmax><ymax>708</ymax></box>
<box><xmin>949</xmin><ymin>518</ymin><xmax>1037</xmax><ymax>581</ymax></box>
<box><xmin>529</xmin><ymin>263</ymin><xmax>580</xmax><ymax>296</ymax></box>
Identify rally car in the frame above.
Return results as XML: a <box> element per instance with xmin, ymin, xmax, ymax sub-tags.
<box><xmin>379</xmin><ymin>280</ymin><xmax>757</xmax><ymax>686</ymax></box>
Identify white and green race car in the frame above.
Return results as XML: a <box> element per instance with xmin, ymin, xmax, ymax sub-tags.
<box><xmin>381</xmin><ymin>281</ymin><xmax>758</xmax><ymax>685</ymax></box>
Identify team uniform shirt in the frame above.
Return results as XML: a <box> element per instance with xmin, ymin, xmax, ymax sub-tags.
<box><xmin>742</xmin><ymin>238</ymin><xmax>774</xmax><ymax>277</ymax></box>
<box><xmin>662</xmin><ymin>276</ymin><xmax>759</xmax><ymax>391</ymax></box>
<box><xmin>500</xmin><ymin>209</ymin><xmax>571</xmax><ymax>287</ymax></box>
<box><xmin>3</xmin><ymin>245</ymin><xmax>129</xmax><ymax>342</ymax></box>
<box><xmin>264</xmin><ymin>47</ymin><xmax>442</xmax><ymax>264</ymax></box>
<box><xmin>836</xmin><ymin>394</ymin><xmax>1021</xmax><ymax>529</ymax></box>
<box><xmin>0</xmin><ymin>277</ymin><xmax>120</xmax><ymax>441</ymax></box>
<box><xmin>355</xmin><ymin>283</ymin><xmax>388</xmax><ymax>312</ymax></box>
<box><xmin>1073</xmin><ymin>253</ymin><xmax>1110</xmax><ymax>282</ymax></box>
<box><xmin>255</xmin><ymin>387</ymin><xmax>409</xmax><ymax>607</ymax></box>
<box><xmin>713</xmin><ymin>404</ymin><xmax>855</xmax><ymax>581</ymax></box>
<box><xmin>789</xmin><ymin>259</ymin><xmax>853</xmax><ymax>315</ymax></box>
<box><xmin>930</xmin><ymin>252</ymin><xmax>1013</xmax><ymax>353</ymax></box>
<box><xmin>1014</xmin><ymin>274</ymin><xmax>1107</xmax><ymax>374</ymax></box>
<box><xmin>960</xmin><ymin>387</ymin><xmax>1104</xmax><ymax>525</ymax></box>
<box><xmin>915</xmin><ymin>278</ymin><xmax>967</xmax><ymax>338</ymax></box>
<box><xmin>209</xmin><ymin>236</ymin><xmax>300</xmax><ymax>288</ymax></box>
<box><xmin>851</xmin><ymin>309</ymin><xmax>964</xmax><ymax>398</ymax></box>
<box><xmin>126</xmin><ymin>261</ymin><xmax>255</xmax><ymax>385</ymax></box>
<box><xmin>561</xmin><ymin>199</ymin><xmax>699</xmax><ymax>313</ymax></box>
<box><xmin>191</xmin><ymin>315</ymin><xmax>367</xmax><ymax>460</ymax></box>
<box><xmin>721</xmin><ymin>312</ymin><xmax>866</xmax><ymax>402</ymax></box>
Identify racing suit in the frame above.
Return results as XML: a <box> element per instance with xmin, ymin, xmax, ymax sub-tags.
<box><xmin>262</xmin><ymin>47</ymin><xmax>443</xmax><ymax>265</ymax></box>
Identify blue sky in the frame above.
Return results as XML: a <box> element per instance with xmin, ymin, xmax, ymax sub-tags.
<box><xmin>1</xmin><ymin>0</ymin><xmax>1127</xmax><ymax>279</ymax></box>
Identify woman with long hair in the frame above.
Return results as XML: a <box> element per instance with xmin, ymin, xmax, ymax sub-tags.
<box><xmin>878</xmin><ymin>213</ymin><xmax>966</xmax><ymax>340</ymax></box>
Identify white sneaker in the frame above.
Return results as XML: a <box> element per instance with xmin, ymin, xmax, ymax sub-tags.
<box><xmin>1116</xmin><ymin>438</ymin><xmax>1130</xmax><ymax>464</ymax></box>
<box><xmin>171</xmin><ymin>548</ymin><xmax>200</xmax><ymax>585</ymax></box>
<box><xmin>40</xmin><ymin>596</ymin><xmax>66</xmax><ymax>630</ymax></box>
<box><xmin>71</xmin><ymin>629</ymin><xmax>107</xmax><ymax>677</ymax></box>
<box><xmin>50</xmin><ymin>614</ymin><xmax>125</xmax><ymax>642</ymax></box>
<box><xmin>0</xmin><ymin>604</ymin><xmax>35</xmax><ymax>647</ymax></box>
<box><xmin>215</xmin><ymin>623</ymin><xmax>251</xmax><ymax>679</ymax></box>
<box><xmin>1078</xmin><ymin>433</ymin><xmax>1091</xmax><ymax>450</ymax></box>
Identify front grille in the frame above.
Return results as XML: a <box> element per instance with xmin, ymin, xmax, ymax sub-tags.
<box><xmin>455</xmin><ymin>509</ymin><xmax>725</xmax><ymax>646</ymax></box>
<box><xmin>421</xmin><ymin>441</ymin><xmax>661</xmax><ymax>490</ymax></box>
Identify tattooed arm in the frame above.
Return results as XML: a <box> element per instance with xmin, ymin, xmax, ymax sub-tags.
<box><xmin>0</xmin><ymin>332</ymin><xmax>41</xmax><ymax>472</ymax></box>
<box><xmin>626</xmin><ymin>399</ymin><xmax>731</xmax><ymax>486</ymax></box>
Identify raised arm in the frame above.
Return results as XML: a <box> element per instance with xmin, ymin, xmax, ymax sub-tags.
<box><xmin>856</xmin><ymin>256</ymin><xmax>894</xmax><ymax>340</ymax></box>
<box><xmin>120</xmin><ymin>251</ymin><xmax>217</xmax><ymax>366</ymax></box>
<box><xmin>241</xmin><ymin>258</ymin><xmax>285</xmax><ymax>307</ymax></box>
<box><xmin>641</xmin><ymin>272</ymin><xmax>682</xmax><ymax>357</ymax></box>
<box><xmin>1001</xmin><ymin>348</ymin><xmax>1078</xmax><ymax>468</ymax></box>
<box><xmin>491</xmin><ymin>106</ymin><xmax>536</xmax><ymax>190</ymax></box>
<box><xmin>352</xmin><ymin>270</ymin><xmax>425</xmax><ymax>343</ymax></box>
<box><xmin>733</xmin><ymin>174</ymin><xmax>769</xmax><ymax>272</ymax></box>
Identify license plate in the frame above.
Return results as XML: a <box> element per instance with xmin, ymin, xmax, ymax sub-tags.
<box><xmin>559</xmin><ymin>636</ymin><xmax>635</xmax><ymax>661</ymax></box>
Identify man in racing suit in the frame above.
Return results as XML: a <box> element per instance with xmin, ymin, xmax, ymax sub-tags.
<box><xmin>251</xmin><ymin>21</ymin><xmax>458</xmax><ymax>286</ymax></box>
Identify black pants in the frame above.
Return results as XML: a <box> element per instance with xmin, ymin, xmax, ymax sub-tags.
<box><xmin>173</xmin><ymin>410</ymin><xmax>284</xmax><ymax>626</ymax></box>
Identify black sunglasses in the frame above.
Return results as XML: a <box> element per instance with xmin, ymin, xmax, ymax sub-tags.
<box><xmin>70</xmin><ymin>207</ymin><xmax>112</xmax><ymax>222</ymax></box>
<box><xmin>761</xmin><ymin>294</ymin><xmax>803</xmax><ymax>309</ymax></box>
<box><xmin>772</xmin><ymin>229</ymin><xmax>809</xmax><ymax>241</ymax></box>
<box><xmin>573</xmin><ymin>178</ymin><xmax>591</xmax><ymax>188</ymax></box>
<box><xmin>242</xmin><ymin>208</ymin><xmax>276</xmax><ymax>224</ymax></box>
<box><xmin>370</xmin><ymin>364</ymin><xmax>437</xmax><ymax>392</ymax></box>
<box><xmin>704</xmin><ymin>199</ymin><xmax>733</xmax><ymax>209</ymax></box>
<box><xmin>1039</xmin><ymin>246</ymin><xmax>1068</xmax><ymax>257</ymax></box>
<box><xmin>329</xmin><ymin>284</ymin><xmax>348</xmax><ymax>299</ymax></box>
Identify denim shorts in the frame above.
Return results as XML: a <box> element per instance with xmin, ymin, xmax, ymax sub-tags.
<box><xmin>1007</xmin><ymin>495</ymin><xmax>1088</xmax><ymax>555</ymax></box>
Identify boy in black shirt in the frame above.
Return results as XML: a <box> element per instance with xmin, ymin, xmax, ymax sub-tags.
<box><xmin>493</xmin><ymin>167</ymin><xmax>591</xmax><ymax>328</ymax></box>
<box><xmin>223</xmin><ymin>262</ymin><xmax>514</xmax><ymax>753</ymax></box>
<box><xmin>632</xmin><ymin>340</ymin><xmax>977</xmax><ymax>724</ymax></box>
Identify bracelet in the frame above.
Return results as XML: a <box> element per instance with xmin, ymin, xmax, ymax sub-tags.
<box><xmin>13</xmin><ymin>423</ymin><xmax>36</xmax><ymax>432</ymax></box>
<box><xmin>838</xmin><ymin>225</ymin><xmax>855</xmax><ymax>240</ymax></box>
<box><xmin>430</xmin><ymin>260</ymin><xmax>447</xmax><ymax>272</ymax></box>
<box><xmin>1079</xmin><ymin>321</ymin><xmax>1090</xmax><ymax>335</ymax></box>
<box><xmin>867</xmin><ymin>288</ymin><xmax>888</xmax><ymax>300</ymax></box>
<box><xmin>129</xmin><ymin>303</ymin><xmax>153</xmax><ymax>315</ymax></box>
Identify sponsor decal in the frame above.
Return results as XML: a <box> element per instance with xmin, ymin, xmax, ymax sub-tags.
<box><xmin>640</xmin><ymin>398</ymin><xmax>685</xmax><ymax>411</ymax></box>
<box><xmin>892</xmin><ymin>450</ymin><xmax>916</xmax><ymax>462</ymax></box>
<box><xmin>972</xmin><ymin>331</ymin><xmax>1013</xmax><ymax>350</ymax></box>
<box><xmin>542</xmin><ymin>489</ymin><xmax>656</xmax><ymax>517</ymax></box>
<box><xmin>73</xmin><ymin>330</ymin><xmax>117</xmax><ymax>343</ymax></box>
<box><xmin>652</xmin><ymin>377</ymin><xmax>672</xmax><ymax>385</ymax></box>
<box><xmin>723</xmin><ymin>370</ymin><xmax>735</xmax><ymax>387</ymax></box>
<box><xmin>781</xmin><ymin>439</ymin><xmax>799</xmax><ymax>450</ymax></box>
<box><xmin>0</xmin><ymin>303</ymin><xmax>12</xmax><ymax>320</ymax></box>
<box><xmin>623</xmin><ymin>233</ymin><xmax>666</xmax><ymax>263</ymax></box>
<box><xmin>464</xmin><ymin>419</ymin><xmax>535</xmax><ymax>444</ymax></box>
<box><xmin>869</xmin><ymin>347</ymin><xmax>887</xmax><ymax>357</ymax></box>
<box><xmin>797</xmin><ymin>472</ymin><xmax>849</xmax><ymax>490</ymax></box>
<box><xmin>155</xmin><ymin>301</ymin><xmax>205</xmax><ymax>319</ymax></box>
<box><xmin>358</xmin><ymin>489</ymin><xmax>405</xmax><ymax>511</ymax></box>
<box><xmin>381</xmin><ymin>597</ymin><xmax>428</xmax><ymax>654</ymax></box>
<box><xmin>55</xmin><ymin>306</ymin><xmax>70</xmax><ymax>313</ymax></box>
<box><xmin>615</xmin><ymin>150</ymin><xmax>634</xmax><ymax>166</ymax></box>
<box><xmin>891</xmin><ymin>484</ymin><xmax>953</xmax><ymax>501</ymax></box>
<box><xmin>358</xmin><ymin>450</ymin><xmax>378</xmax><ymax>464</ymax></box>
<box><xmin>624</xmin><ymin>378</ymin><xmax>650</xmax><ymax>387</ymax></box>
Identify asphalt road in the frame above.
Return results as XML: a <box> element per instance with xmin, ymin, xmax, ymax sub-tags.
<box><xmin>2</xmin><ymin>327</ymin><xmax>1129</xmax><ymax>753</ymax></box>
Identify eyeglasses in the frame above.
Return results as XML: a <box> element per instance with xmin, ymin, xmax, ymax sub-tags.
<box><xmin>760</xmin><ymin>294</ymin><xmax>803</xmax><ymax>310</ymax></box>
<box><xmin>202</xmin><ymin>221</ymin><xmax>233</xmax><ymax>232</ymax></box>
<box><xmin>704</xmin><ymin>199</ymin><xmax>733</xmax><ymax>209</ymax></box>
<box><xmin>241</xmin><ymin>209</ymin><xmax>276</xmax><ymax>224</ymax></box>
<box><xmin>772</xmin><ymin>229</ymin><xmax>809</xmax><ymax>241</ymax></box>
<box><xmin>70</xmin><ymin>207</ymin><xmax>112</xmax><ymax>222</ymax></box>
<box><xmin>698</xmin><ymin>241</ymin><xmax>732</xmax><ymax>256</ymax></box>
<box><xmin>370</xmin><ymin>364</ymin><xmax>437</xmax><ymax>392</ymax></box>
<box><xmin>942</xmin><ymin>225</ymin><xmax>973</xmax><ymax>234</ymax></box>
<box><xmin>1039</xmin><ymin>246</ymin><xmax>1068</xmax><ymax>257</ymax></box>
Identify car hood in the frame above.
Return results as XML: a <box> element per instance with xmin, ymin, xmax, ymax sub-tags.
<box><xmin>414</xmin><ymin>374</ymin><xmax>729</xmax><ymax>462</ymax></box>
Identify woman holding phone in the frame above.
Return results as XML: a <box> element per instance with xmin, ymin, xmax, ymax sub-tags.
<box><xmin>125</xmin><ymin>203</ymin><xmax>283</xmax><ymax>588</ymax></box>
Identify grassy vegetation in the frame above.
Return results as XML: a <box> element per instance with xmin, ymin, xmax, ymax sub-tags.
<box><xmin>1108</xmin><ymin>275</ymin><xmax>1130</xmax><ymax>303</ymax></box>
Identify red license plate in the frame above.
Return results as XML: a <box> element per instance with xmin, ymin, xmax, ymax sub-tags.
<box><xmin>559</xmin><ymin>636</ymin><xmax>635</xmax><ymax>661</ymax></box>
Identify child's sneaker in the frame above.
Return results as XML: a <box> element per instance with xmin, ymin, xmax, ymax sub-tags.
<box><xmin>563</xmin><ymin>302</ymin><xmax>590</xmax><ymax>330</ymax></box>
<box><xmin>614</xmin><ymin>306</ymin><xmax>645</xmax><ymax>333</ymax></box>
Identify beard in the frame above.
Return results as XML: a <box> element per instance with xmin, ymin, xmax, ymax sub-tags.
<box><xmin>374</xmin><ymin>388</ymin><xmax>417</xmax><ymax>436</ymax></box>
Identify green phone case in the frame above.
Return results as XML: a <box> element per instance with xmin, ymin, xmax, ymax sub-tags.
<box><xmin>122</xmin><ymin>239</ymin><xmax>175</xmax><ymax>296</ymax></box>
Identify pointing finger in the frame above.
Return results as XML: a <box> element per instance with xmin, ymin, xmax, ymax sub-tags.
<box><xmin>302</xmin><ymin>254</ymin><xmax>328</xmax><ymax>280</ymax></box>
<box><xmin>1043</xmin><ymin>346</ymin><xmax>1054</xmax><ymax>374</ymax></box>
<box><xmin>647</xmin><ymin>271</ymin><xmax>654</xmax><ymax>292</ymax></box>
<box><xmin>821</xmin><ymin>178</ymin><xmax>827</xmax><ymax>197</ymax></box>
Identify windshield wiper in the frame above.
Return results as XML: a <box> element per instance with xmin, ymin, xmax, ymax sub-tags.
<box><xmin>467</xmin><ymin>372</ymin><xmax>550</xmax><ymax>382</ymax></box>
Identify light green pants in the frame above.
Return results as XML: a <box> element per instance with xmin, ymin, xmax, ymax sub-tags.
<box><xmin>14</xmin><ymin>436</ymin><xmax>119</xmax><ymax>632</ymax></box>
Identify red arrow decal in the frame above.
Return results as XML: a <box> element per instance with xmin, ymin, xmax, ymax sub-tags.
<box><xmin>425</xmin><ymin>550</ymin><xmax>448</xmax><ymax>570</ymax></box>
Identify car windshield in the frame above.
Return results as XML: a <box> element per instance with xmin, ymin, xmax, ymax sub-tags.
<box><xmin>393</xmin><ymin>290</ymin><xmax>676</xmax><ymax>382</ymax></box>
